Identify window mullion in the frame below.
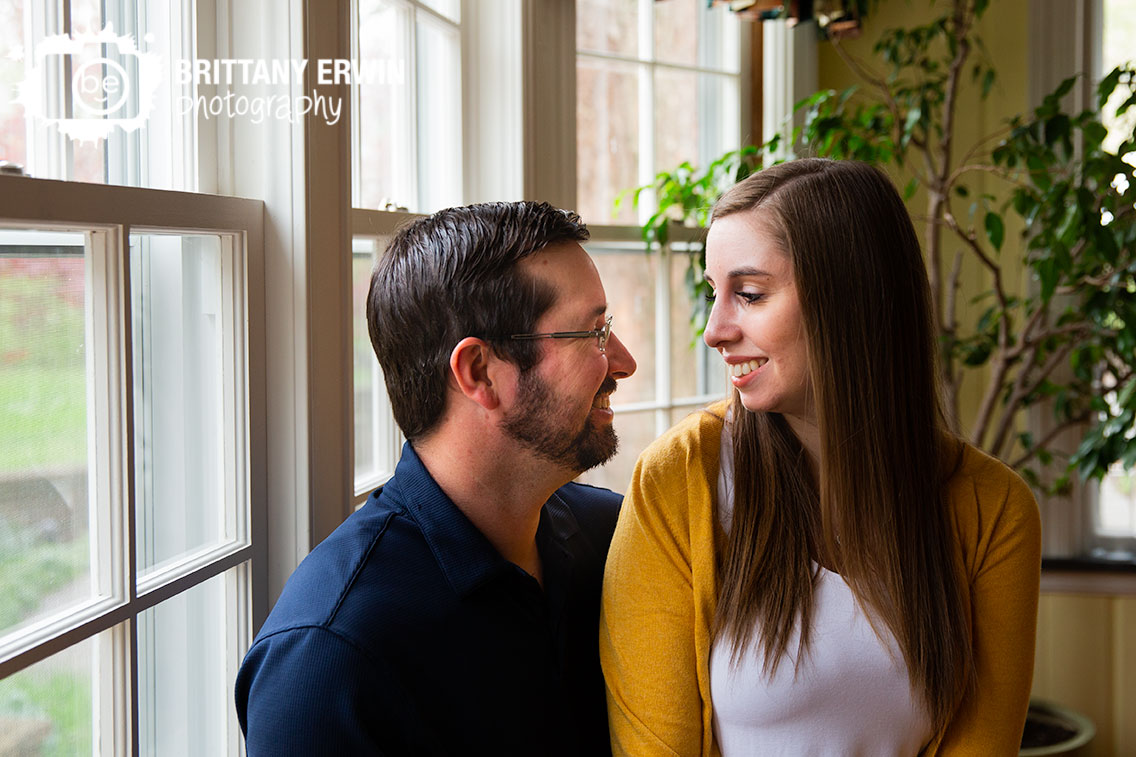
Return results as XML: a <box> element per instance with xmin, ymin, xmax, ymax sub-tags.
<box><xmin>578</xmin><ymin>49</ymin><xmax>737</xmax><ymax>78</ymax></box>
<box><xmin>221</xmin><ymin>233</ymin><xmax>244</xmax><ymax>547</ymax></box>
<box><xmin>636</xmin><ymin>0</ymin><xmax>655</xmax><ymax>226</ymax></box>
<box><xmin>124</xmin><ymin>615</ymin><xmax>138</xmax><ymax>756</ymax></box>
<box><xmin>655</xmin><ymin>243</ymin><xmax>672</xmax><ymax>436</ymax></box>
<box><xmin>408</xmin><ymin>4</ymin><xmax>421</xmax><ymax>211</ymax></box>
<box><xmin>349</xmin><ymin>0</ymin><xmax>363</xmax><ymax>206</ymax></box>
<box><xmin>85</xmin><ymin>225</ymin><xmax>133</xmax><ymax>615</ymax></box>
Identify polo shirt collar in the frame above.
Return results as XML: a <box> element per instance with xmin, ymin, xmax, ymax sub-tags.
<box><xmin>383</xmin><ymin>442</ymin><xmax>581</xmax><ymax>598</ymax></box>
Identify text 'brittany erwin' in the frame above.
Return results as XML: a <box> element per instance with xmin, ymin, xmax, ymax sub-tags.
<box><xmin>175</xmin><ymin>58</ymin><xmax>405</xmax><ymax>87</ymax></box>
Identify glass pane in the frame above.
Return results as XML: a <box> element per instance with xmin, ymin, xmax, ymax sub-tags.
<box><xmin>576</xmin><ymin>58</ymin><xmax>640</xmax><ymax>225</ymax></box>
<box><xmin>577</xmin><ymin>409</ymin><xmax>657</xmax><ymax>495</ymax></box>
<box><xmin>654</xmin><ymin>68</ymin><xmax>697</xmax><ymax>175</ymax></box>
<box><xmin>655</xmin><ymin>69</ymin><xmax>740</xmax><ymax>175</ymax></box>
<box><xmin>698</xmin><ymin>3</ymin><xmax>741</xmax><ymax>73</ymax></box>
<box><xmin>139</xmin><ymin>568</ymin><xmax>243</xmax><ymax>757</ymax></box>
<box><xmin>0</xmin><ymin>0</ymin><xmax>28</xmax><ymax>169</ymax></box>
<box><xmin>416</xmin><ymin>13</ymin><xmax>462</xmax><ymax>213</ymax></box>
<box><xmin>587</xmin><ymin>245</ymin><xmax>657</xmax><ymax>405</ymax></box>
<box><xmin>1097</xmin><ymin>465</ymin><xmax>1136</xmax><ymax>538</ymax></box>
<box><xmin>670</xmin><ymin>405</ymin><xmax>704</xmax><ymax>428</ymax></box>
<box><xmin>0</xmin><ymin>629</ymin><xmax>103</xmax><ymax>756</ymax></box>
<box><xmin>0</xmin><ymin>230</ymin><xmax>93</xmax><ymax>639</ymax></box>
<box><xmin>65</xmin><ymin>0</ymin><xmax>111</xmax><ymax>184</ymax></box>
<box><xmin>1101</xmin><ymin>0</ymin><xmax>1136</xmax><ymax>154</ymax></box>
<box><xmin>654</xmin><ymin>0</ymin><xmax>698</xmax><ymax>67</ymax></box>
<box><xmin>419</xmin><ymin>0</ymin><xmax>459</xmax><ymax>23</ymax></box>
<box><xmin>353</xmin><ymin>236</ymin><xmax>399</xmax><ymax>490</ymax></box>
<box><xmin>131</xmin><ymin>233</ymin><xmax>229</xmax><ymax>578</ymax></box>
<box><xmin>576</xmin><ymin>0</ymin><xmax>639</xmax><ymax>57</ymax></box>
<box><xmin>671</xmin><ymin>250</ymin><xmax>706</xmax><ymax>399</ymax></box>
<box><xmin>356</xmin><ymin>0</ymin><xmax>414</xmax><ymax>210</ymax></box>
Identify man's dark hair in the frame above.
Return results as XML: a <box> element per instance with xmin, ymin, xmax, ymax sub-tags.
<box><xmin>367</xmin><ymin>201</ymin><xmax>590</xmax><ymax>441</ymax></box>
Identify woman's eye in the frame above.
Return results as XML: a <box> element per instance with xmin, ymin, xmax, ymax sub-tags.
<box><xmin>738</xmin><ymin>291</ymin><xmax>764</xmax><ymax>304</ymax></box>
<box><xmin>704</xmin><ymin>291</ymin><xmax>717</xmax><ymax>303</ymax></box>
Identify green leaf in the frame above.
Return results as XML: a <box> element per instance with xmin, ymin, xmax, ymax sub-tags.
<box><xmin>1020</xmin><ymin>467</ymin><xmax>1041</xmax><ymax>489</ymax></box>
<box><xmin>903</xmin><ymin>107</ymin><xmax>922</xmax><ymax>135</ymax></box>
<box><xmin>1056</xmin><ymin>204</ymin><xmax>1081</xmax><ymax>247</ymax></box>
<box><xmin>1083</xmin><ymin>121</ymin><xmax>1108</xmax><ymax>147</ymax></box>
<box><xmin>961</xmin><ymin>342</ymin><xmax>992</xmax><ymax>366</ymax></box>
<box><xmin>1098</xmin><ymin>67</ymin><xmax>1122</xmax><ymax>108</ymax></box>
<box><xmin>1044</xmin><ymin>114</ymin><xmax>1070</xmax><ymax>148</ymax></box>
<box><xmin>1118</xmin><ymin>378</ymin><xmax>1136</xmax><ymax>410</ymax></box>
<box><xmin>1037</xmin><ymin>257</ymin><xmax>1059</xmax><ymax>302</ymax></box>
<box><xmin>981</xmin><ymin>69</ymin><xmax>996</xmax><ymax>99</ymax></box>
<box><xmin>1047</xmin><ymin>76</ymin><xmax>1077</xmax><ymax>107</ymax></box>
<box><xmin>985</xmin><ymin>212</ymin><xmax>1005</xmax><ymax>252</ymax></box>
<box><xmin>903</xmin><ymin>177</ymin><xmax>919</xmax><ymax>200</ymax></box>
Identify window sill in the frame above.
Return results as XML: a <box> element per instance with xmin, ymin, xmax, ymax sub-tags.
<box><xmin>1041</xmin><ymin>557</ymin><xmax>1136</xmax><ymax>596</ymax></box>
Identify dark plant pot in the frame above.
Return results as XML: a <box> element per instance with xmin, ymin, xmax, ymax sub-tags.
<box><xmin>1020</xmin><ymin>699</ymin><xmax>1095</xmax><ymax>756</ymax></box>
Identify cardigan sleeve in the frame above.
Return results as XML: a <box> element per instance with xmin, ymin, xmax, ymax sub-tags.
<box><xmin>599</xmin><ymin>442</ymin><xmax>707</xmax><ymax>756</ymax></box>
<box><xmin>937</xmin><ymin>456</ymin><xmax>1042</xmax><ymax>756</ymax></box>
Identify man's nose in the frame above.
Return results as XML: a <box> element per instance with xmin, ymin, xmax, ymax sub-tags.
<box><xmin>605</xmin><ymin>332</ymin><xmax>636</xmax><ymax>379</ymax></box>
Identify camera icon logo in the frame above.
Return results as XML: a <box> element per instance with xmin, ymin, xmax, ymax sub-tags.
<box><xmin>74</xmin><ymin>55</ymin><xmax>133</xmax><ymax>117</ymax></box>
<box><xmin>17</xmin><ymin>25</ymin><xmax>162</xmax><ymax>143</ymax></box>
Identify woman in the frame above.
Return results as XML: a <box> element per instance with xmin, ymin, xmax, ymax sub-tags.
<box><xmin>599</xmin><ymin>159</ymin><xmax>1040</xmax><ymax>756</ymax></box>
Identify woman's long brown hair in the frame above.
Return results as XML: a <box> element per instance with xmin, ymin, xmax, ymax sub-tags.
<box><xmin>711</xmin><ymin>158</ymin><xmax>972</xmax><ymax>733</ymax></box>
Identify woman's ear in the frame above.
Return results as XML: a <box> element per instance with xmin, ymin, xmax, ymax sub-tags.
<box><xmin>449</xmin><ymin>337</ymin><xmax>500</xmax><ymax>410</ymax></box>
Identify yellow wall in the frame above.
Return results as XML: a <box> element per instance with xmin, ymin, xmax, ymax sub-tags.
<box><xmin>1034</xmin><ymin>592</ymin><xmax>1136</xmax><ymax>756</ymax></box>
<box><xmin>815</xmin><ymin>4</ymin><xmax>1133</xmax><ymax>755</ymax></box>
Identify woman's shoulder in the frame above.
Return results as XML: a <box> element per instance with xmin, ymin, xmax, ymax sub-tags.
<box><xmin>946</xmin><ymin>441</ymin><xmax>1032</xmax><ymax>496</ymax></box>
<box><xmin>943</xmin><ymin>439</ymin><xmax>1041</xmax><ymax>543</ymax></box>
<box><xmin>636</xmin><ymin>400</ymin><xmax>727</xmax><ymax>471</ymax></box>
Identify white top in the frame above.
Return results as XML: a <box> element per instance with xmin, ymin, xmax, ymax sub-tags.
<box><xmin>711</xmin><ymin>424</ymin><xmax>933</xmax><ymax>756</ymax></box>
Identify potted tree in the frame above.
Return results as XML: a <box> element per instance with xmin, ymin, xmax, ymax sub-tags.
<box><xmin>627</xmin><ymin>0</ymin><xmax>1136</xmax><ymax>520</ymax></box>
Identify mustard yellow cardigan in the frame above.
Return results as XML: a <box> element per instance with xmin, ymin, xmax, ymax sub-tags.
<box><xmin>599</xmin><ymin>405</ymin><xmax>1041</xmax><ymax>756</ymax></box>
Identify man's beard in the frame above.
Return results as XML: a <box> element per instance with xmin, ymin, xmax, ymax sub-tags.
<box><xmin>500</xmin><ymin>372</ymin><xmax>619</xmax><ymax>474</ymax></box>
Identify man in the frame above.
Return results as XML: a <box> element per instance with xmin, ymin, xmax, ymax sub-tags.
<box><xmin>235</xmin><ymin>201</ymin><xmax>636</xmax><ymax>754</ymax></box>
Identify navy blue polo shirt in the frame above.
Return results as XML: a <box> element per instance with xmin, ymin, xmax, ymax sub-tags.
<box><xmin>235</xmin><ymin>443</ymin><xmax>620</xmax><ymax>755</ymax></box>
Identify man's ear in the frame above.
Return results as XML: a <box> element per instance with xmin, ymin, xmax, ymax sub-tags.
<box><xmin>449</xmin><ymin>337</ymin><xmax>502</xmax><ymax>410</ymax></box>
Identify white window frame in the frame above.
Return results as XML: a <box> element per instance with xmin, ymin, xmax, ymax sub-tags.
<box><xmin>349</xmin><ymin>208</ymin><xmax>416</xmax><ymax>505</ymax></box>
<box><xmin>574</xmin><ymin>0</ymin><xmax>751</xmax><ymax>224</ymax></box>
<box><xmin>0</xmin><ymin>175</ymin><xmax>265</xmax><ymax>754</ymax></box>
<box><xmin>1027</xmin><ymin>0</ymin><xmax>1136</xmax><ymax>562</ymax></box>
<box><xmin>348</xmin><ymin>0</ymin><xmax>463</xmax><ymax>213</ymax></box>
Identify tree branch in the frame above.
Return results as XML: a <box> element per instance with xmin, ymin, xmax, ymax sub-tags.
<box><xmin>943</xmin><ymin>249</ymin><xmax>964</xmax><ymax>430</ymax></box>
<box><xmin>1009</xmin><ymin>411</ymin><xmax>1092</xmax><ymax>469</ymax></box>
<box><xmin>941</xmin><ymin>208</ymin><xmax>1007</xmax><ymax>304</ymax></box>
<box><xmin>991</xmin><ymin>340</ymin><xmax>1077</xmax><ymax>458</ymax></box>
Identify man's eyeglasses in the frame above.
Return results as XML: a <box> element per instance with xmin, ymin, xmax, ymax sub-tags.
<box><xmin>510</xmin><ymin>315</ymin><xmax>614</xmax><ymax>353</ymax></box>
